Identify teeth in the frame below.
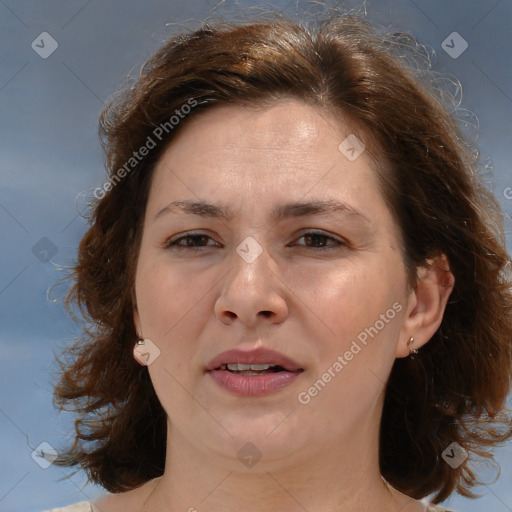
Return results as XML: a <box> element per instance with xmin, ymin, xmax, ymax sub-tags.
<box><xmin>225</xmin><ymin>363</ymin><xmax>276</xmax><ymax>371</ymax></box>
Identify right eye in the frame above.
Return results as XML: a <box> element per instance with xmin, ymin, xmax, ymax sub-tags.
<box><xmin>164</xmin><ymin>232</ymin><xmax>222</xmax><ymax>251</ymax></box>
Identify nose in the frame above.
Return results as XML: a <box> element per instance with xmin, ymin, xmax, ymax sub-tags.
<box><xmin>214</xmin><ymin>243</ymin><xmax>289</xmax><ymax>328</ymax></box>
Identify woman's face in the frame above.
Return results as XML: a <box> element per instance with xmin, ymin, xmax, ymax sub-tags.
<box><xmin>134</xmin><ymin>99</ymin><xmax>414</xmax><ymax>469</ymax></box>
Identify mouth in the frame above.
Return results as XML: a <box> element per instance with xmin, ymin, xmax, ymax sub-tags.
<box><xmin>206</xmin><ymin>347</ymin><xmax>304</xmax><ymax>396</ymax></box>
<box><xmin>216</xmin><ymin>363</ymin><xmax>290</xmax><ymax>375</ymax></box>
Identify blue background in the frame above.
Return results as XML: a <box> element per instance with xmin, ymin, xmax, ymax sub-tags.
<box><xmin>1</xmin><ymin>1</ymin><xmax>511</xmax><ymax>511</ymax></box>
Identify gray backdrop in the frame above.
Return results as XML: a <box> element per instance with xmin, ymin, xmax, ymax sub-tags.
<box><xmin>1</xmin><ymin>1</ymin><xmax>511</xmax><ymax>511</ymax></box>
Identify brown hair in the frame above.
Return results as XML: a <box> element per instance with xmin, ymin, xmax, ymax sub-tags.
<box><xmin>54</xmin><ymin>13</ymin><xmax>512</xmax><ymax>502</ymax></box>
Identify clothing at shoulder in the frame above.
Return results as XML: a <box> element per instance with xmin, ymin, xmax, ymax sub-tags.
<box><xmin>42</xmin><ymin>501</ymin><xmax>452</xmax><ymax>512</ymax></box>
<box><xmin>43</xmin><ymin>502</ymin><xmax>92</xmax><ymax>512</ymax></box>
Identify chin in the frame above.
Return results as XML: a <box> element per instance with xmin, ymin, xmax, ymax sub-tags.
<box><xmin>206</xmin><ymin>413</ymin><xmax>307</xmax><ymax>459</ymax></box>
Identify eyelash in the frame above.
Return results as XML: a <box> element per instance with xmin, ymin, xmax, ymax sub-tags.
<box><xmin>164</xmin><ymin>231</ymin><xmax>345</xmax><ymax>251</ymax></box>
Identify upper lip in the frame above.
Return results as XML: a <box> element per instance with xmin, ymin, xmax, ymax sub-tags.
<box><xmin>206</xmin><ymin>346</ymin><xmax>303</xmax><ymax>372</ymax></box>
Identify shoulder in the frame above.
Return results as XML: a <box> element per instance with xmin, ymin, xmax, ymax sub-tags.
<box><xmin>90</xmin><ymin>478</ymin><xmax>159</xmax><ymax>512</ymax></box>
<box><xmin>43</xmin><ymin>503</ymin><xmax>92</xmax><ymax>512</ymax></box>
<box><xmin>41</xmin><ymin>478</ymin><xmax>158</xmax><ymax>512</ymax></box>
<box><xmin>427</xmin><ymin>505</ymin><xmax>454</xmax><ymax>512</ymax></box>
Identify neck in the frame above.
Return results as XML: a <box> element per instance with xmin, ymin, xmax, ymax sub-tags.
<box><xmin>143</xmin><ymin>410</ymin><xmax>418</xmax><ymax>512</ymax></box>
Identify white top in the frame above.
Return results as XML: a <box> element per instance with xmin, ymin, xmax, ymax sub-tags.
<box><xmin>42</xmin><ymin>501</ymin><xmax>452</xmax><ymax>511</ymax></box>
<box><xmin>43</xmin><ymin>503</ymin><xmax>92</xmax><ymax>512</ymax></box>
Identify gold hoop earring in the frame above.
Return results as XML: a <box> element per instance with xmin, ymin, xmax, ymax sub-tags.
<box><xmin>133</xmin><ymin>338</ymin><xmax>160</xmax><ymax>366</ymax></box>
<box><xmin>408</xmin><ymin>337</ymin><xmax>419</xmax><ymax>359</ymax></box>
<box><xmin>133</xmin><ymin>339</ymin><xmax>147</xmax><ymax>366</ymax></box>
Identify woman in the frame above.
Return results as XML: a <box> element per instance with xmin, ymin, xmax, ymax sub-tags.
<box><xmin>49</xmin><ymin>12</ymin><xmax>512</xmax><ymax>512</ymax></box>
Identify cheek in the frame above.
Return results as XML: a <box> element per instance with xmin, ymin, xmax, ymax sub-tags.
<box><xmin>136</xmin><ymin>258</ymin><xmax>210</xmax><ymax>394</ymax></box>
<box><xmin>288</xmin><ymin>258</ymin><xmax>405</xmax><ymax>344</ymax></box>
<box><xmin>135</xmin><ymin>255</ymin><xmax>213</xmax><ymax>339</ymax></box>
<box><xmin>295</xmin><ymin>271</ymin><xmax>405</xmax><ymax>414</ymax></box>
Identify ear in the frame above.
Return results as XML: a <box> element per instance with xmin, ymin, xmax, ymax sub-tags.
<box><xmin>395</xmin><ymin>254</ymin><xmax>455</xmax><ymax>358</ymax></box>
<box><xmin>133</xmin><ymin>305</ymin><xmax>142</xmax><ymax>339</ymax></box>
<box><xmin>132</xmin><ymin>287</ymin><xmax>143</xmax><ymax>339</ymax></box>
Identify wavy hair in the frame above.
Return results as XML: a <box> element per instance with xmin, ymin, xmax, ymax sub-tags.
<box><xmin>54</xmin><ymin>13</ymin><xmax>512</xmax><ymax>503</ymax></box>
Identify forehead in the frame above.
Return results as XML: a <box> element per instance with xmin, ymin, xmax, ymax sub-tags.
<box><xmin>161</xmin><ymin>99</ymin><xmax>353</xmax><ymax>162</ymax></box>
<box><xmin>146</xmin><ymin>99</ymin><xmax>387</xmax><ymax>223</ymax></box>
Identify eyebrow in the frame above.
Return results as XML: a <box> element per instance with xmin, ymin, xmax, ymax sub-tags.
<box><xmin>154</xmin><ymin>199</ymin><xmax>371</xmax><ymax>225</ymax></box>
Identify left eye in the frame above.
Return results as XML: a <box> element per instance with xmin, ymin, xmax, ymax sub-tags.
<box><xmin>293</xmin><ymin>232</ymin><xmax>343</xmax><ymax>249</ymax></box>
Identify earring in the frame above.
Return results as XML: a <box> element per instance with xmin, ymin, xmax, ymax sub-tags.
<box><xmin>133</xmin><ymin>338</ymin><xmax>161</xmax><ymax>366</ymax></box>
<box><xmin>133</xmin><ymin>339</ymin><xmax>148</xmax><ymax>366</ymax></box>
<box><xmin>408</xmin><ymin>337</ymin><xmax>419</xmax><ymax>359</ymax></box>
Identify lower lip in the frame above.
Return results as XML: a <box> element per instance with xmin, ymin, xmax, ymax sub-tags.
<box><xmin>208</xmin><ymin>370</ymin><xmax>302</xmax><ymax>396</ymax></box>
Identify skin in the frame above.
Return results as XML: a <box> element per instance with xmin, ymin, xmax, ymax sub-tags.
<box><xmin>94</xmin><ymin>99</ymin><xmax>454</xmax><ymax>512</ymax></box>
